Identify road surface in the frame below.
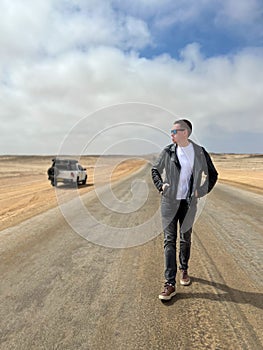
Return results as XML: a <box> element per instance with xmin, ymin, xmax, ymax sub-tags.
<box><xmin>0</xmin><ymin>164</ymin><xmax>262</xmax><ymax>349</ymax></box>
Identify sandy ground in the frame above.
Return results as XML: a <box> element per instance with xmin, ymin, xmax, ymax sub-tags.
<box><xmin>0</xmin><ymin>154</ymin><xmax>262</xmax><ymax>231</ymax></box>
<box><xmin>0</xmin><ymin>155</ymin><xmax>146</xmax><ymax>231</ymax></box>
<box><xmin>0</xmin><ymin>153</ymin><xmax>262</xmax><ymax>349</ymax></box>
<box><xmin>212</xmin><ymin>153</ymin><xmax>263</xmax><ymax>194</ymax></box>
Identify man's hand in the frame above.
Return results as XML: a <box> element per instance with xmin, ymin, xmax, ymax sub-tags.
<box><xmin>161</xmin><ymin>183</ymin><xmax>170</xmax><ymax>193</ymax></box>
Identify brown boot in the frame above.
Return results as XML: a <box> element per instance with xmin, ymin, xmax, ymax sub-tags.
<box><xmin>180</xmin><ymin>270</ymin><xmax>191</xmax><ymax>286</ymax></box>
<box><xmin>159</xmin><ymin>282</ymin><xmax>176</xmax><ymax>300</ymax></box>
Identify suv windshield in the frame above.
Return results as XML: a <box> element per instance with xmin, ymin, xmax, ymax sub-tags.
<box><xmin>55</xmin><ymin>161</ymin><xmax>77</xmax><ymax>170</ymax></box>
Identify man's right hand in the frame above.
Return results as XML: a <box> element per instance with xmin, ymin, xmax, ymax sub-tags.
<box><xmin>161</xmin><ymin>183</ymin><xmax>170</xmax><ymax>193</ymax></box>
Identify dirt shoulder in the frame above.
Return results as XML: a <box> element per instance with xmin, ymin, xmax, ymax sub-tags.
<box><xmin>0</xmin><ymin>156</ymin><xmax>146</xmax><ymax>231</ymax></box>
<box><xmin>212</xmin><ymin>153</ymin><xmax>263</xmax><ymax>194</ymax></box>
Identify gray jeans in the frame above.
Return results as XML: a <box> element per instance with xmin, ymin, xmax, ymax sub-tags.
<box><xmin>161</xmin><ymin>198</ymin><xmax>197</xmax><ymax>285</ymax></box>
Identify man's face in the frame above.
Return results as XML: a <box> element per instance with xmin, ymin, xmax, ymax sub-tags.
<box><xmin>170</xmin><ymin>123</ymin><xmax>187</xmax><ymax>144</ymax></box>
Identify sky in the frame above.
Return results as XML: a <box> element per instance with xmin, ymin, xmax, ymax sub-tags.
<box><xmin>1</xmin><ymin>0</ymin><xmax>263</xmax><ymax>155</ymax></box>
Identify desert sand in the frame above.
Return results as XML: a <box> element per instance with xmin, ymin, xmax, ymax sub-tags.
<box><xmin>0</xmin><ymin>155</ymin><xmax>146</xmax><ymax>231</ymax></box>
<box><xmin>212</xmin><ymin>153</ymin><xmax>262</xmax><ymax>194</ymax></box>
<box><xmin>0</xmin><ymin>153</ymin><xmax>262</xmax><ymax>231</ymax></box>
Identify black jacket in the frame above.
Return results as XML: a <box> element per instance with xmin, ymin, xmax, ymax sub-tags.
<box><xmin>151</xmin><ymin>141</ymin><xmax>218</xmax><ymax>203</ymax></box>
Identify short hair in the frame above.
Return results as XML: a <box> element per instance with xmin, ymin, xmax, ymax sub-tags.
<box><xmin>174</xmin><ymin>119</ymin><xmax>192</xmax><ymax>136</ymax></box>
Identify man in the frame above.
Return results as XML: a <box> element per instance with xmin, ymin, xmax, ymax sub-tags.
<box><xmin>151</xmin><ymin>119</ymin><xmax>218</xmax><ymax>300</ymax></box>
<box><xmin>47</xmin><ymin>159</ymin><xmax>57</xmax><ymax>187</ymax></box>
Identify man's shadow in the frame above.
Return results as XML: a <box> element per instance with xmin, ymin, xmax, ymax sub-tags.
<box><xmin>162</xmin><ymin>276</ymin><xmax>263</xmax><ymax>310</ymax></box>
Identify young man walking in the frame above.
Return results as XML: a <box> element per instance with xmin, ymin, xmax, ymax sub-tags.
<box><xmin>151</xmin><ymin>119</ymin><xmax>218</xmax><ymax>300</ymax></box>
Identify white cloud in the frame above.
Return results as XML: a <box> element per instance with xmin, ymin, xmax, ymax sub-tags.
<box><xmin>0</xmin><ymin>1</ymin><xmax>51</xmax><ymax>61</ymax></box>
<box><xmin>0</xmin><ymin>0</ymin><xmax>152</xmax><ymax>65</ymax></box>
<box><xmin>218</xmin><ymin>0</ymin><xmax>262</xmax><ymax>23</ymax></box>
<box><xmin>1</xmin><ymin>42</ymin><xmax>262</xmax><ymax>153</ymax></box>
<box><xmin>120</xmin><ymin>16</ymin><xmax>152</xmax><ymax>50</ymax></box>
<box><xmin>117</xmin><ymin>0</ymin><xmax>263</xmax><ymax>39</ymax></box>
<box><xmin>0</xmin><ymin>0</ymin><xmax>262</xmax><ymax>154</ymax></box>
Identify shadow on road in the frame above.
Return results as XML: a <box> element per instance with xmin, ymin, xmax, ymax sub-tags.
<box><xmin>55</xmin><ymin>183</ymin><xmax>94</xmax><ymax>190</ymax></box>
<box><xmin>162</xmin><ymin>277</ymin><xmax>263</xmax><ymax>310</ymax></box>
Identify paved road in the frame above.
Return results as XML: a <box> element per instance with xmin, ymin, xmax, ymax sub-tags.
<box><xmin>0</xmin><ymin>165</ymin><xmax>262</xmax><ymax>349</ymax></box>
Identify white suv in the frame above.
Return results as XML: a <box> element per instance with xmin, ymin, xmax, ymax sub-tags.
<box><xmin>47</xmin><ymin>159</ymin><xmax>88</xmax><ymax>187</ymax></box>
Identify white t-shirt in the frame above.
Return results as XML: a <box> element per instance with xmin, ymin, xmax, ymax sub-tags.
<box><xmin>176</xmin><ymin>143</ymin><xmax>195</xmax><ymax>199</ymax></box>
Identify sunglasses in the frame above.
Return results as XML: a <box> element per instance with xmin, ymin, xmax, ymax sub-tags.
<box><xmin>171</xmin><ymin>129</ymin><xmax>185</xmax><ymax>135</ymax></box>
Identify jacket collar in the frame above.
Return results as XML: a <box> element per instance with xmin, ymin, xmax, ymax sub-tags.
<box><xmin>169</xmin><ymin>140</ymin><xmax>201</xmax><ymax>153</ymax></box>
